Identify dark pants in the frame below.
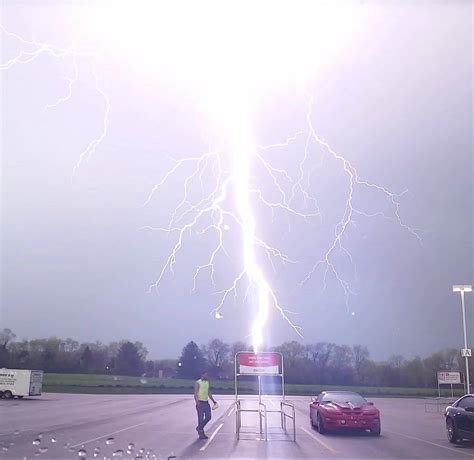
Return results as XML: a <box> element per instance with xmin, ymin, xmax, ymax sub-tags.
<box><xmin>196</xmin><ymin>401</ymin><xmax>211</xmax><ymax>431</ymax></box>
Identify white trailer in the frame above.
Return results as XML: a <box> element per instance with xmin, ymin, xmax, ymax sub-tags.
<box><xmin>0</xmin><ymin>369</ymin><xmax>43</xmax><ymax>399</ymax></box>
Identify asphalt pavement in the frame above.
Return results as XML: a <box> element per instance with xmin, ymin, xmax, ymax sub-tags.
<box><xmin>0</xmin><ymin>393</ymin><xmax>472</xmax><ymax>459</ymax></box>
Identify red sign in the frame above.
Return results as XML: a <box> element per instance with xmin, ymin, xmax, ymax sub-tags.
<box><xmin>237</xmin><ymin>352</ymin><xmax>281</xmax><ymax>375</ymax></box>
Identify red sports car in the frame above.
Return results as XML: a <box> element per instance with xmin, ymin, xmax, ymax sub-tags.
<box><xmin>309</xmin><ymin>391</ymin><xmax>381</xmax><ymax>436</ymax></box>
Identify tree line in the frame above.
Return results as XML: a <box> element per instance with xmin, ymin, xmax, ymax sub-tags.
<box><xmin>0</xmin><ymin>329</ymin><xmax>154</xmax><ymax>376</ymax></box>
<box><xmin>0</xmin><ymin>329</ymin><xmax>466</xmax><ymax>387</ymax></box>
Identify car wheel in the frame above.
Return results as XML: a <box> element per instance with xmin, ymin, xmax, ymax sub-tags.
<box><xmin>3</xmin><ymin>391</ymin><xmax>13</xmax><ymax>399</ymax></box>
<box><xmin>446</xmin><ymin>417</ymin><xmax>459</xmax><ymax>444</ymax></box>
<box><xmin>317</xmin><ymin>413</ymin><xmax>327</xmax><ymax>434</ymax></box>
<box><xmin>370</xmin><ymin>418</ymin><xmax>381</xmax><ymax>436</ymax></box>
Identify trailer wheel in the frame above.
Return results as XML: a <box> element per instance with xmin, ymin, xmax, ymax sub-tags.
<box><xmin>3</xmin><ymin>391</ymin><xmax>13</xmax><ymax>399</ymax></box>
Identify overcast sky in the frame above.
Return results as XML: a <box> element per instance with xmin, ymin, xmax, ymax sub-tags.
<box><xmin>1</xmin><ymin>1</ymin><xmax>473</xmax><ymax>360</ymax></box>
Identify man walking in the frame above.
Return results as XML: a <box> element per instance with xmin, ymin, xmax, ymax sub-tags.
<box><xmin>194</xmin><ymin>370</ymin><xmax>217</xmax><ymax>439</ymax></box>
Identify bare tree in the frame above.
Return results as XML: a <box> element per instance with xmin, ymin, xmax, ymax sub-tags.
<box><xmin>352</xmin><ymin>345</ymin><xmax>370</xmax><ymax>385</ymax></box>
<box><xmin>202</xmin><ymin>338</ymin><xmax>230</xmax><ymax>368</ymax></box>
<box><xmin>230</xmin><ymin>341</ymin><xmax>248</xmax><ymax>359</ymax></box>
<box><xmin>305</xmin><ymin>342</ymin><xmax>335</xmax><ymax>383</ymax></box>
<box><xmin>389</xmin><ymin>355</ymin><xmax>406</xmax><ymax>369</ymax></box>
<box><xmin>0</xmin><ymin>328</ymin><xmax>16</xmax><ymax>350</ymax></box>
<box><xmin>329</xmin><ymin>345</ymin><xmax>354</xmax><ymax>385</ymax></box>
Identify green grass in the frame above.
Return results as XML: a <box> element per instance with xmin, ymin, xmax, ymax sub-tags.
<box><xmin>42</xmin><ymin>373</ymin><xmax>458</xmax><ymax>398</ymax></box>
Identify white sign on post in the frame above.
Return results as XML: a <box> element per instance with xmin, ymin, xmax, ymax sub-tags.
<box><xmin>461</xmin><ymin>349</ymin><xmax>472</xmax><ymax>357</ymax></box>
<box><xmin>437</xmin><ymin>371</ymin><xmax>462</xmax><ymax>385</ymax></box>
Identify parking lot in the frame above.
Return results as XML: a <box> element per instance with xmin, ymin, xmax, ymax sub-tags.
<box><xmin>0</xmin><ymin>394</ymin><xmax>473</xmax><ymax>459</ymax></box>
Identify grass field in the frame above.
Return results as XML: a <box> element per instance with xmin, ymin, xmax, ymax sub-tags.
<box><xmin>42</xmin><ymin>373</ymin><xmax>460</xmax><ymax>398</ymax></box>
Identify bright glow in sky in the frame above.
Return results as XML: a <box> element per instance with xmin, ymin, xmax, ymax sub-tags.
<box><xmin>87</xmin><ymin>1</ymin><xmax>364</xmax><ymax>110</ymax></box>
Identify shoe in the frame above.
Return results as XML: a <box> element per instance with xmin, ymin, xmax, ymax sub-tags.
<box><xmin>199</xmin><ymin>432</ymin><xmax>208</xmax><ymax>439</ymax></box>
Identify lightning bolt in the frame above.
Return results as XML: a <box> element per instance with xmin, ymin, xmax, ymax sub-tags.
<box><xmin>296</xmin><ymin>89</ymin><xmax>423</xmax><ymax>312</ymax></box>
<box><xmin>141</xmin><ymin>100</ymin><xmax>311</xmax><ymax>351</ymax></box>
<box><xmin>2</xmin><ymin>13</ymin><xmax>422</xmax><ymax>352</ymax></box>
<box><xmin>1</xmin><ymin>25</ymin><xmax>108</xmax><ymax>180</ymax></box>
<box><xmin>142</xmin><ymin>88</ymin><xmax>421</xmax><ymax>350</ymax></box>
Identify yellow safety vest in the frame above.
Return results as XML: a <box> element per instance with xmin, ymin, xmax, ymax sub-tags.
<box><xmin>196</xmin><ymin>379</ymin><xmax>209</xmax><ymax>401</ymax></box>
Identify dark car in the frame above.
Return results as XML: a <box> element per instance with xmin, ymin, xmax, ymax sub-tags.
<box><xmin>309</xmin><ymin>391</ymin><xmax>381</xmax><ymax>436</ymax></box>
<box><xmin>445</xmin><ymin>394</ymin><xmax>474</xmax><ymax>443</ymax></box>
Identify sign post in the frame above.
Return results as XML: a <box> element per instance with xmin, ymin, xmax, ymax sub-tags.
<box><xmin>437</xmin><ymin>371</ymin><xmax>462</xmax><ymax>398</ymax></box>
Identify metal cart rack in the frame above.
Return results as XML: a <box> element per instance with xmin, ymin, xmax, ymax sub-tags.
<box><xmin>234</xmin><ymin>351</ymin><xmax>296</xmax><ymax>442</ymax></box>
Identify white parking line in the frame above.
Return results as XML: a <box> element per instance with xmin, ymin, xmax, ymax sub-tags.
<box><xmin>71</xmin><ymin>422</ymin><xmax>146</xmax><ymax>448</ymax></box>
<box><xmin>227</xmin><ymin>406</ymin><xmax>235</xmax><ymax>417</ymax></box>
<box><xmin>199</xmin><ymin>423</ymin><xmax>223</xmax><ymax>451</ymax></box>
<box><xmin>385</xmin><ymin>429</ymin><xmax>474</xmax><ymax>457</ymax></box>
<box><xmin>300</xmin><ymin>426</ymin><xmax>338</xmax><ymax>454</ymax></box>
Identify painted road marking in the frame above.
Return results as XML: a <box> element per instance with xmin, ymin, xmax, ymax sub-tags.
<box><xmin>199</xmin><ymin>423</ymin><xmax>224</xmax><ymax>452</ymax></box>
<box><xmin>300</xmin><ymin>426</ymin><xmax>338</xmax><ymax>455</ymax></box>
<box><xmin>71</xmin><ymin>422</ymin><xmax>146</xmax><ymax>448</ymax></box>
<box><xmin>385</xmin><ymin>429</ymin><xmax>474</xmax><ymax>457</ymax></box>
<box><xmin>227</xmin><ymin>406</ymin><xmax>235</xmax><ymax>417</ymax></box>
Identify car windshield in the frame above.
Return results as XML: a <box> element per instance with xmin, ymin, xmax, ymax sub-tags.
<box><xmin>322</xmin><ymin>393</ymin><xmax>367</xmax><ymax>406</ymax></box>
